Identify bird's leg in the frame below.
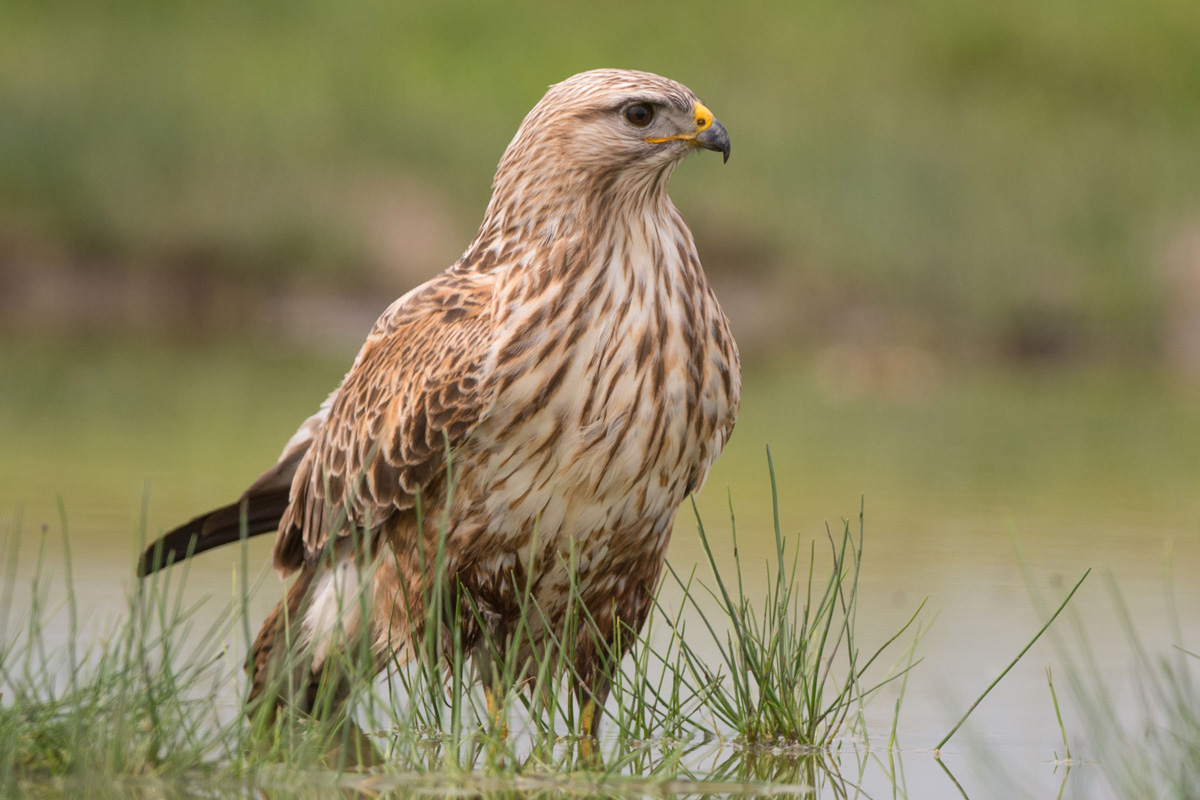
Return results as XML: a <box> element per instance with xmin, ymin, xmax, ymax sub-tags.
<box><xmin>572</xmin><ymin>669</ymin><xmax>610</xmax><ymax>762</ymax></box>
<box><xmin>472</xmin><ymin>606</ymin><xmax>511</xmax><ymax>738</ymax></box>
<box><xmin>578</xmin><ymin>702</ymin><xmax>597</xmax><ymax>761</ymax></box>
<box><xmin>567</xmin><ymin>603</ymin><xmax>620</xmax><ymax>745</ymax></box>
<box><xmin>579</xmin><ymin>697</ymin><xmax>601</xmax><ymax>738</ymax></box>
<box><xmin>483</xmin><ymin>684</ymin><xmax>508</xmax><ymax>739</ymax></box>
<box><xmin>574</xmin><ymin>693</ymin><xmax>607</xmax><ymax>765</ymax></box>
<box><xmin>570</xmin><ymin>601</ymin><xmax>647</xmax><ymax>762</ymax></box>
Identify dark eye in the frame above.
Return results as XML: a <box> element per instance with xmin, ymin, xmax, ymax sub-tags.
<box><xmin>624</xmin><ymin>103</ymin><xmax>655</xmax><ymax>128</ymax></box>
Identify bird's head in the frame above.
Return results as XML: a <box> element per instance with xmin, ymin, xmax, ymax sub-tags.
<box><xmin>475</xmin><ymin>70</ymin><xmax>730</xmax><ymax>249</ymax></box>
<box><xmin>541</xmin><ymin>69</ymin><xmax>729</xmax><ymax>166</ymax></box>
<box><xmin>494</xmin><ymin>69</ymin><xmax>729</xmax><ymax>193</ymax></box>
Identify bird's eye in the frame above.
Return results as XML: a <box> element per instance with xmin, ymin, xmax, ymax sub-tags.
<box><xmin>624</xmin><ymin>103</ymin><xmax>655</xmax><ymax>128</ymax></box>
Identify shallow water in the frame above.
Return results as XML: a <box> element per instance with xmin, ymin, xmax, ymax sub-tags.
<box><xmin>3</xmin><ymin>339</ymin><xmax>1199</xmax><ymax>798</ymax></box>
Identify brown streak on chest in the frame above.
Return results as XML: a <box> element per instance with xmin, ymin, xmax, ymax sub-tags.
<box><xmin>595</xmin><ymin>371</ymin><xmax>647</xmax><ymax>480</ymax></box>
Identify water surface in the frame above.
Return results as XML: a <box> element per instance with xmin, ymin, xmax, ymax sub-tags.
<box><xmin>3</xmin><ymin>339</ymin><xmax>1198</xmax><ymax>798</ymax></box>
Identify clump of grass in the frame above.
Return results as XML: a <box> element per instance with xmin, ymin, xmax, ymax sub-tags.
<box><xmin>2</xmin><ymin>451</ymin><xmax>929</xmax><ymax>792</ymax></box>
<box><xmin>665</xmin><ymin>448</ymin><xmax>926</xmax><ymax>748</ymax></box>
<box><xmin>0</xmin><ymin>509</ymin><xmax>243</xmax><ymax>789</ymax></box>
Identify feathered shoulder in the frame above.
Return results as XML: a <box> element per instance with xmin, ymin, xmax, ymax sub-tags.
<box><xmin>274</xmin><ymin>267</ymin><xmax>499</xmax><ymax>572</ymax></box>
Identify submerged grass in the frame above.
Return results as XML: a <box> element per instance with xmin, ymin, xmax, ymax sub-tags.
<box><xmin>1</xmin><ymin>451</ymin><xmax>1059</xmax><ymax>796</ymax></box>
<box><xmin>1026</xmin><ymin>553</ymin><xmax>1200</xmax><ymax>800</ymax></box>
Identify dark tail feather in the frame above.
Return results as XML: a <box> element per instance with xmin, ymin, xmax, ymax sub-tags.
<box><xmin>137</xmin><ymin>444</ymin><xmax>308</xmax><ymax>577</ymax></box>
<box><xmin>137</xmin><ymin>488</ymin><xmax>290</xmax><ymax>577</ymax></box>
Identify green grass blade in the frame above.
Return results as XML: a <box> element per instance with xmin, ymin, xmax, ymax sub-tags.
<box><xmin>935</xmin><ymin>567</ymin><xmax>1091</xmax><ymax>752</ymax></box>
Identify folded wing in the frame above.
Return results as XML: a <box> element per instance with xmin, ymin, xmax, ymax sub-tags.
<box><xmin>273</xmin><ymin>269</ymin><xmax>498</xmax><ymax>574</ymax></box>
<box><xmin>138</xmin><ymin>267</ymin><xmax>499</xmax><ymax>578</ymax></box>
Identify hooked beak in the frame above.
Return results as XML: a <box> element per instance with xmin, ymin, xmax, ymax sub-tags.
<box><xmin>695</xmin><ymin>119</ymin><xmax>731</xmax><ymax>163</ymax></box>
<box><xmin>646</xmin><ymin>101</ymin><xmax>731</xmax><ymax>163</ymax></box>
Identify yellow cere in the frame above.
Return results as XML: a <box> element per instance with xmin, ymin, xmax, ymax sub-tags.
<box><xmin>645</xmin><ymin>101</ymin><xmax>715</xmax><ymax>144</ymax></box>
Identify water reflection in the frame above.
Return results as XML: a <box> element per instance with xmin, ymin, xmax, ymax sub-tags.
<box><xmin>12</xmin><ymin>741</ymin><xmax>1069</xmax><ymax>800</ymax></box>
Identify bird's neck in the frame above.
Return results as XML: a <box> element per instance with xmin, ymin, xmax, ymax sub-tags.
<box><xmin>459</xmin><ymin>161</ymin><xmax>681</xmax><ymax>275</ymax></box>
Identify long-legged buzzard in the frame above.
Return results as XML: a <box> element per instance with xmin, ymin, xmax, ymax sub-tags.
<box><xmin>139</xmin><ymin>69</ymin><xmax>740</xmax><ymax>736</ymax></box>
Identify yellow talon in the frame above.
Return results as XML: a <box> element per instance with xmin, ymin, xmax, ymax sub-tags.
<box><xmin>484</xmin><ymin>686</ymin><xmax>508</xmax><ymax>739</ymax></box>
<box><xmin>579</xmin><ymin>699</ymin><xmax>595</xmax><ymax>737</ymax></box>
<box><xmin>578</xmin><ymin>700</ymin><xmax>598</xmax><ymax>761</ymax></box>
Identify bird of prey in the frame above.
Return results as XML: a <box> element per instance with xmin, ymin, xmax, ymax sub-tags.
<box><xmin>139</xmin><ymin>69</ymin><xmax>740</xmax><ymax>736</ymax></box>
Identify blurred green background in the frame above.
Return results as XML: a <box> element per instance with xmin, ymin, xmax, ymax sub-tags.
<box><xmin>3</xmin><ymin>5</ymin><xmax>1200</xmax><ymax>779</ymax></box>
<box><xmin>5</xmin><ymin>0</ymin><xmax>1200</xmax><ymax>361</ymax></box>
<box><xmin>2</xmin><ymin>0</ymin><xmax>1199</xmax><ymax>546</ymax></box>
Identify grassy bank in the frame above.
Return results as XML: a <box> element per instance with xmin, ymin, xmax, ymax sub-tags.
<box><xmin>3</xmin><ymin>468</ymin><xmax>1178</xmax><ymax>799</ymax></box>
<box><xmin>0</xmin><ymin>476</ymin><xmax>927</xmax><ymax>798</ymax></box>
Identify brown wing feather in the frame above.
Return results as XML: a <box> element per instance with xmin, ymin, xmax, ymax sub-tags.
<box><xmin>273</xmin><ymin>268</ymin><xmax>498</xmax><ymax>573</ymax></box>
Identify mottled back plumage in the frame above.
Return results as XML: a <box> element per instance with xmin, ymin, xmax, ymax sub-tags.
<box><xmin>140</xmin><ymin>69</ymin><xmax>740</xmax><ymax>733</ymax></box>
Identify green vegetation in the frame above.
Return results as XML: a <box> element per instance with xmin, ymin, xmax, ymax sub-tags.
<box><xmin>935</xmin><ymin>567</ymin><xmax>1089</xmax><ymax>752</ymax></box>
<box><xmin>1</xmin><ymin>470</ymin><xmax>926</xmax><ymax>798</ymax></box>
<box><xmin>668</xmin><ymin>463</ymin><xmax>924</xmax><ymax>746</ymax></box>
<box><xmin>1027</xmin><ymin>559</ymin><xmax>1200</xmax><ymax>799</ymax></box>
<box><xmin>0</xmin><ymin>518</ymin><xmax>242</xmax><ymax>783</ymax></box>
<box><xmin>3</xmin><ymin>460</ymin><xmax>1182</xmax><ymax>799</ymax></box>
<box><xmin>4</xmin><ymin>0</ymin><xmax>1200</xmax><ymax>357</ymax></box>
<box><xmin>1</xmin><ymin>399</ymin><xmax>1194</xmax><ymax>797</ymax></box>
